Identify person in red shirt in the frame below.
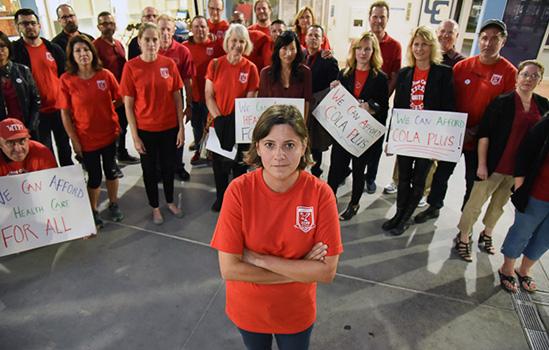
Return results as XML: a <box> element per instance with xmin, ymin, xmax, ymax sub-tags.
<box><xmin>184</xmin><ymin>16</ymin><xmax>224</xmax><ymax>164</ymax></box>
<box><xmin>12</xmin><ymin>8</ymin><xmax>73</xmax><ymax>167</ymax></box>
<box><xmin>207</xmin><ymin>0</ymin><xmax>230</xmax><ymax>41</ymax></box>
<box><xmin>0</xmin><ymin>118</ymin><xmax>56</xmax><ymax>176</ymax></box>
<box><xmin>120</xmin><ymin>23</ymin><xmax>185</xmax><ymax>225</ymax></box>
<box><xmin>94</xmin><ymin>11</ymin><xmax>139</xmax><ymax>165</ymax></box>
<box><xmin>248</xmin><ymin>0</ymin><xmax>272</xmax><ymax>36</ymax></box>
<box><xmin>211</xmin><ymin>104</ymin><xmax>342</xmax><ymax>349</ymax></box>
<box><xmin>205</xmin><ymin>23</ymin><xmax>259</xmax><ymax>212</ymax></box>
<box><xmin>59</xmin><ymin>35</ymin><xmax>124</xmax><ymax>229</ymax></box>
<box><xmin>293</xmin><ymin>6</ymin><xmax>330</xmax><ymax>51</ymax></box>
<box><xmin>158</xmin><ymin>14</ymin><xmax>195</xmax><ymax>181</ymax></box>
<box><xmin>455</xmin><ymin>60</ymin><xmax>548</xmax><ymax>263</ymax></box>
<box><xmin>499</xmin><ymin>115</ymin><xmax>549</xmax><ymax>293</ymax></box>
<box><xmin>384</xmin><ymin>26</ymin><xmax>454</xmax><ymax>236</ymax></box>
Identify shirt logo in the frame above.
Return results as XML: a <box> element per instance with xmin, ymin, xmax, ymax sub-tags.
<box><xmin>160</xmin><ymin>67</ymin><xmax>170</xmax><ymax>79</ymax></box>
<box><xmin>206</xmin><ymin>47</ymin><xmax>214</xmax><ymax>56</ymax></box>
<box><xmin>294</xmin><ymin>206</ymin><xmax>316</xmax><ymax>233</ymax></box>
<box><xmin>96</xmin><ymin>80</ymin><xmax>107</xmax><ymax>91</ymax></box>
<box><xmin>490</xmin><ymin>74</ymin><xmax>503</xmax><ymax>86</ymax></box>
<box><xmin>239</xmin><ymin>72</ymin><xmax>249</xmax><ymax>83</ymax></box>
<box><xmin>45</xmin><ymin>52</ymin><xmax>55</xmax><ymax>62</ymax></box>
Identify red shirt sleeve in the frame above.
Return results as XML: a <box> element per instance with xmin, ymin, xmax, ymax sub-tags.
<box><xmin>314</xmin><ymin>182</ymin><xmax>343</xmax><ymax>256</ymax></box>
<box><xmin>205</xmin><ymin>59</ymin><xmax>215</xmax><ymax>82</ymax></box>
<box><xmin>247</xmin><ymin>62</ymin><xmax>259</xmax><ymax>92</ymax></box>
<box><xmin>210</xmin><ymin>181</ymin><xmax>245</xmax><ymax>254</ymax></box>
<box><xmin>170</xmin><ymin>59</ymin><xmax>184</xmax><ymax>92</ymax></box>
<box><xmin>119</xmin><ymin>63</ymin><xmax>136</xmax><ymax>97</ymax></box>
<box><xmin>106</xmin><ymin>70</ymin><xmax>121</xmax><ymax>101</ymax></box>
<box><xmin>180</xmin><ymin>45</ymin><xmax>196</xmax><ymax>80</ymax></box>
<box><xmin>57</xmin><ymin>74</ymin><xmax>71</xmax><ymax>110</ymax></box>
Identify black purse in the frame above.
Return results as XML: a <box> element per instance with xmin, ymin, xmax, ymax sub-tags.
<box><xmin>214</xmin><ymin>112</ymin><xmax>236</xmax><ymax>151</ymax></box>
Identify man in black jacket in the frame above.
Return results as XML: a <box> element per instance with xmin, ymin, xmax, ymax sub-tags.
<box><xmin>12</xmin><ymin>8</ymin><xmax>73</xmax><ymax>166</ymax></box>
<box><xmin>128</xmin><ymin>6</ymin><xmax>159</xmax><ymax>60</ymax></box>
<box><xmin>51</xmin><ymin>4</ymin><xmax>94</xmax><ymax>51</ymax></box>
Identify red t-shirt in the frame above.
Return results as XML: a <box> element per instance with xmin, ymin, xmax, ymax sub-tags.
<box><xmin>58</xmin><ymin>69</ymin><xmax>121</xmax><ymax>152</ymax></box>
<box><xmin>210</xmin><ymin>169</ymin><xmax>343</xmax><ymax>334</ymax></box>
<box><xmin>495</xmin><ymin>93</ymin><xmax>541</xmax><ymax>175</ymax></box>
<box><xmin>208</xmin><ymin>19</ymin><xmax>230</xmax><ymax>41</ymax></box>
<box><xmin>453</xmin><ymin>56</ymin><xmax>517</xmax><ymax>150</ymax></box>
<box><xmin>93</xmin><ymin>37</ymin><xmax>126</xmax><ymax>81</ymax></box>
<box><xmin>205</xmin><ymin>55</ymin><xmax>259</xmax><ymax>116</ymax></box>
<box><xmin>353</xmin><ymin>69</ymin><xmax>369</xmax><ymax>98</ymax></box>
<box><xmin>410</xmin><ymin>67</ymin><xmax>429</xmax><ymax>110</ymax></box>
<box><xmin>0</xmin><ymin>140</ymin><xmax>57</xmax><ymax>176</ymax></box>
<box><xmin>184</xmin><ymin>39</ymin><xmax>224</xmax><ymax>102</ymax></box>
<box><xmin>26</xmin><ymin>43</ymin><xmax>60</xmax><ymax>113</ymax></box>
<box><xmin>532</xmin><ymin>153</ymin><xmax>549</xmax><ymax>202</ymax></box>
<box><xmin>120</xmin><ymin>56</ymin><xmax>184</xmax><ymax>132</ymax></box>
<box><xmin>246</xmin><ymin>30</ymin><xmax>271</xmax><ymax>73</ymax></box>
<box><xmin>1</xmin><ymin>78</ymin><xmax>23</xmax><ymax>120</ymax></box>
<box><xmin>159</xmin><ymin>40</ymin><xmax>196</xmax><ymax>80</ymax></box>
<box><xmin>379</xmin><ymin>33</ymin><xmax>402</xmax><ymax>78</ymax></box>
<box><xmin>298</xmin><ymin>32</ymin><xmax>331</xmax><ymax>50</ymax></box>
<box><xmin>248</xmin><ymin>23</ymin><xmax>271</xmax><ymax>37</ymax></box>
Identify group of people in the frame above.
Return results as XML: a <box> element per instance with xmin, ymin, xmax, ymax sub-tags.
<box><xmin>0</xmin><ymin>1</ymin><xmax>548</xmax><ymax>349</ymax></box>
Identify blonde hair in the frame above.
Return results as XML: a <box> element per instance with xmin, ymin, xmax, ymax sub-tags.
<box><xmin>222</xmin><ymin>23</ymin><xmax>253</xmax><ymax>56</ymax></box>
<box><xmin>157</xmin><ymin>14</ymin><xmax>175</xmax><ymax>24</ymax></box>
<box><xmin>138</xmin><ymin>22</ymin><xmax>160</xmax><ymax>39</ymax></box>
<box><xmin>293</xmin><ymin>6</ymin><xmax>315</xmax><ymax>37</ymax></box>
<box><xmin>406</xmin><ymin>26</ymin><xmax>442</xmax><ymax>67</ymax></box>
<box><xmin>344</xmin><ymin>32</ymin><xmax>383</xmax><ymax>77</ymax></box>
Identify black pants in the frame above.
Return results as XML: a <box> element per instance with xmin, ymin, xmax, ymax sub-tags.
<box><xmin>138</xmin><ymin>128</ymin><xmax>178</xmax><ymax>208</ymax></box>
<box><xmin>463</xmin><ymin>150</ymin><xmax>478</xmax><ymax>209</ymax></box>
<box><xmin>38</xmin><ymin>110</ymin><xmax>73</xmax><ymax>166</ymax></box>
<box><xmin>426</xmin><ymin>160</ymin><xmax>457</xmax><ymax>209</ymax></box>
<box><xmin>311</xmin><ymin>149</ymin><xmax>323</xmax><ymax>170</ymax></box>
<box><xmin>396</xmin><ymin>155</ymin><xmax>433</xmax><ymax>210</ymax></box>
<box><xmin>115</xmin><ymin>105</ymin><xmax>129</xmax><ymax>155</ymax></box>
<box><xmin>238</xmin><ymin>325</ymin><xmax>313</xmax><ymax>350</ymax></box>
<box><xmin>191</xmin><ymin>101</ymin><xmax>208</xmax><ymax>146</ymax></box>
<box><xmin>212</xmin><ymin>144</ymin><xmax>248</xmax><ymax>203</ymax></box>
<box><xmin>364</xmin><ymin>139</ymin><xmax>383</xmax><ymax>184</ymax></box>
<box><xmin>327</xmin><ymin>142</ymin><xmax>368</xmax><ymax>205</ymax></box>
<box><xmin>82</xmin><ymin>142</ymin><xmax>117</xmax><ymax>189</ymax></box>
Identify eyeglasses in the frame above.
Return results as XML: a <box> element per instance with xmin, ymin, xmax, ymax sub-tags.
<box><xmin>18</xmin><ymin>21</ymin><xmax>38</xmax><ymax>27</ymax></box>
<box><xmin>4</xmin><ymin>138</ymin><xmax>28</xmax><ymax>147</ymax></box>
<box><xmin>99</xmin><ymin>21</ymin><xmax>115</xmax><ymax>26</ymax></box>
<box><xmin>59</xmin><ymin>14</ymin><xmax>76</xmax><ymax>21</ymax></box>
<box><xmin>518</xmin><ymin>71</ymin><xmax>541</xmax><ymax>80</ymax></box>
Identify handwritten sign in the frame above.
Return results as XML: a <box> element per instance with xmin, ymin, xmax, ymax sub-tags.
<box><xmin>235</xmin><ymin>98</ymin><xmax>305</xmax><ymax>144</ymax></box>
<box><xmin>0</xmin><ymin>165</ymin><xmax>96</xmax><ymax>257</ymax></box>
<box><xmin>387</xmin><ymin>108</ymin><xmax>468</xmax><ymax>162</ymax></box>
<box><xmin>312</xmin><ymin>85</ymin><xmax>386</xmax><ymax>157</ymax></box>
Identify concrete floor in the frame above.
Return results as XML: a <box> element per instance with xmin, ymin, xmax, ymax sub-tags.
<box><xmin>1</xmin><ymin>119</ymin><xmax>549</xmax><ymax>350</ymax></box>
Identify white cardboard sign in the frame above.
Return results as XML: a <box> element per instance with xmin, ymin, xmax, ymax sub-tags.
<box><xmin>0</xmin><ymin>165</ymin><xmax>96</xmax><ymax>257</ymax></box>
<box><xmin>235</xmin><ymin>98</ymin><xmax>305</xmax><ymax>144</ymax></box>
<box><xmin>386</xmin><ymin>108</ymin><xmax>468</xmax><ymax>162</ymax></box>
<box><xmin>205</xmin><ymin>127</ymin><xmax>238</xmax><ymax>159</ymax></box>
<box><xmin>312</xmin><ymin>85</ymin><xmax>386</xmax><ymax>157</ymax></box>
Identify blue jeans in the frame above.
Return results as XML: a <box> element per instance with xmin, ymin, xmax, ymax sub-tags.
<box><xmin>501</xmin><ymin>196</ymin><xmax>549</xmax><ymax>261</ymax></box>
<box><xmin>238</xmin><ymin>324</ymin><xmax>313</xmax><ymax>350</ymax></box>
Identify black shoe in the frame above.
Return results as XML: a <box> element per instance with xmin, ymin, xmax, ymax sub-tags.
<box><xmin>211</xmin><ymin>200</ymin><xmax>222</xmax><ymax>212</ymax></box>
<box><xmin>365</xmin><ymin>181</ymin><xmax>377</xmax><ymax>194</ymax></box>
<box><xmin>176</xmin><ymin>168</ymin><xmax>190</xmax><ymax>181</ymax></box>
<box><xmin>382</xmin><ymin>209</ymin><xmax>403</xmax><ymax>231</ymax></box>
<box><xmin>390</xmin><ymin>220</ymin><xmax>410</xmax><ymax>236</ymax></box>
<box><xmin>113</xmin><ymin>163</ymin><xmax>124</xmax><ymax>179</ymax></box>
<box><xmin>339</xmin><ymin>204</ymin><xmax>359</xmax><ymax>221</ymax></box>
<box><xmin>118</xmin><ymin>152</ymin><xmax>140</xmax><ymax>164</ymax></box>
<box><xmin>414</xmin><ymin>206</ymin><xmax>440</xmax><ymax>223</ymax></box>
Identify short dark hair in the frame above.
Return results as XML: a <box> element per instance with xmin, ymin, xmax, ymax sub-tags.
<box><xmin>245</xmin><ymin>104</ymin><xmax>312</xmax><ymax>170</ymax></box>
<box><xmin>271</xmin><ymin>19</ymin><xmax>285</xmax><ymax>27</ymax></box>
<box><xmin>56</xmin><ymin>4</ymin><xmax>74</xmax><ymax>18</ymax></box>
<box><xmin>308</xmin><ymin>24</ymin><xmax>324</xmax><ymax>36</ymax></box>
<box><xmin>97</xmin><ymin>11</ymin><xmax>112</xmax><ymax>22</ymax></box>
<box><xmin>65</xmin><ymin>35</ymin><xmax>103</xmax><ymax>74</ymax></box>
<box><xmin>0</xmin><ymin>31</ymin><xmax>12</xmax><ymax>58</ymax></box>
<box><xmin>14</xmin><ymin>8</ymin><xmax>39</xmax><ymax>24</ymax></box>
<box><xmin>369</xmin><ymin>1</ymin><xmax>390</xmax><ymax>17</ymax></box>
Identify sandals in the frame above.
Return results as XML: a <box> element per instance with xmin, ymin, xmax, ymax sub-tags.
<box><xmin>498</xmin><ymin>270</ymin><xmax>518</xmax><ymax>293</ymax></box>
<box><xmin>478</xmin><ymin>231</ymin><xmax>496</xmax><ymax>255</ymax></box>
<box><xmin>454</xmin><ymin>233</ymin><xmax>472</xmax><ymax>262</ymax></box>
<box><xmin>515</xmin><ymin>270</ymin><xmax>537</xmax><ymax>293</ymax></box>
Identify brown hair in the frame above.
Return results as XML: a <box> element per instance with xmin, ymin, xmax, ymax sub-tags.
<box><xmin>518</xmin><ymin>59</ymin><xmax>544</xmax><ymax>77</ymax></box>
<box><xmin>369</xmin><ymin>1</ymin><xmax>390</xmax><ymax>17</ymax></box>
<box><xmin>245</xmin><ymin>105</ymin><xmax>312</xmax><ymax>169</ymax></box>
<box><xmin>65</xmin><ymin>35</ymin><xmax>102</xmax><ymax>74</ymax></box>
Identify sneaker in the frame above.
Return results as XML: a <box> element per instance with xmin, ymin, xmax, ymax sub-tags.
<box><xmin>417</xmin><ymin>197</ymin><xmax>428</xmax><ymax>208</ymax></box>
<box><xmin>118</xmin><ymin>152</ymin><xmax>140</xmax><ymax>164</ymax></box>
<box><xmin>92</xmin><ymin>210</ymin><xmax>104</xmax><ymax>229</ymax></box>
<box><xmin>383</xmin><ymin>182</ymin><xmax>397</xmax><ymax>194</ymax></box>
<box><xmin>365</xmin><ymin>181</ymin><xmax>377</xmax><ymax>194</ymax></box>
<box><xmin>176</xmin><ymin>168</ymin><xmax>190</xmax><ymax>181</ymax></box>
<box><xmin>108</xmin><ymin>202</ymin><xmax>124</xmax><ymax>222</ymax></box>
<box><xmin>414</xmin><ymin>206</ymin><xmax>439</xmax><ymax>223</ymax></box>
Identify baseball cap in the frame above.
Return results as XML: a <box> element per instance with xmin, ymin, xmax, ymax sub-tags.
<box><xmin>0</xmin><ymin>118</ymin><xmax>30</xmax><ymax>141</ymax></box>
<box><xmin>480</xmin><ymin>19</ymin><xmax>507</xmax><ymax>36</ymax></box>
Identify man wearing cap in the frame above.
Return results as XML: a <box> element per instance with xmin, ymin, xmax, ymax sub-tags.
<box><xmin>0</xmin><ymin>118</ymin><xmax>56</xmax><ymax>176</ymax></box>
<box><xmin>414</xmin><ymin>19</ymin><xmax>517</xmax><ymax>224</ymax></box>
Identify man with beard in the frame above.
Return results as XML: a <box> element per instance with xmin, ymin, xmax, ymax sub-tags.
<box><xmin>52</xmin><ymin>4</ymin><xmax>94</xmax><ymax>51</ymax></box>
<box><xmin>12</xmin><ymin>8</ymin><xmax>73</xmax><ymax>167</ymax></box>
<box><xmin>248</xmin><ymin>0</ymin><xmax>272</xmax><ymax>36</ymax></box>
<box><xmin>93</xmin><ymin>11</ymin><xmax>140</xmax><ymax>165</ymax></box>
